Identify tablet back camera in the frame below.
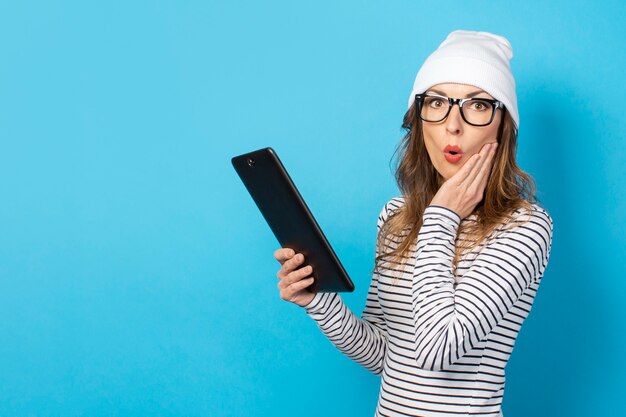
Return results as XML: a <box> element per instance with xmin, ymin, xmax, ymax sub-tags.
<box><xmin>247</xmin><ymin>157</ymin><xmax>255</xmax><ymax>167</ymax></box>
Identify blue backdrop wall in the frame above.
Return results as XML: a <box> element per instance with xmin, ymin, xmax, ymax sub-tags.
<box><xmin>1</xmin><ymin>1</ymin><xmax>624</xmax><ymax>416</ymax></box>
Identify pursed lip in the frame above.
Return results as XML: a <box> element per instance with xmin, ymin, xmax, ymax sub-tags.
<box><xmin>443</xmin><ymin>145</ymin><xmax>463</xmax><ymax>155</ymax></box>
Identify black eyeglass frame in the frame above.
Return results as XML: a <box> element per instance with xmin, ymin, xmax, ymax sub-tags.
<box><xmin>415</xmin><ymin>93</ymin><xmax>505</xmax><ymax>127</ymax></box>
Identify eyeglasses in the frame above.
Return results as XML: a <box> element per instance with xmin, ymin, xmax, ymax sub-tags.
<box><xmin>415</xmin><ymin>93</ymin><xmax>505</xmax><ymax>127</ymax></box>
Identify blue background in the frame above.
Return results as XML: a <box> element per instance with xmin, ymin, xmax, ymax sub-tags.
<box><xmin>1</xmin><ymin>1</ymin><xmax>624</xmax><ymax>416</ymax></box>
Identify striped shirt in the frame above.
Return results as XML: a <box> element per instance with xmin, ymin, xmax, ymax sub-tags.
<box><xmin>303</xmin><ymin>196</ymin><xmax>553</xmax><ymax>417</ymax></box>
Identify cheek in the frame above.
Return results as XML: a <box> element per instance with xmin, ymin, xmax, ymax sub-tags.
<box><xmin>421</xmin><ymin>126</ymin><xmax>440</xmax><ymax>156</ymax></box>
<box><xmin>422</xmin><ymin>131</ymin><xmax>451</xmax><ymax>177</ymax></box>
<box><xmin>486</xmin><ymin>122</ymin><xmax>500</xmax><ymax>140</ymax></box>
<box><xmin>486</xmin><ymin>113</ymin><xmax>503</xmax><ymax>141</ymax></box>
<box><xmin>468</xmin><ymin>125</ymin><xmax>500</xmax><ymax>154</ymax></box>
<box><xmin>422</xmin><ymin>136</ymin><xmax>441</xmax><ymax>166</ymax></box>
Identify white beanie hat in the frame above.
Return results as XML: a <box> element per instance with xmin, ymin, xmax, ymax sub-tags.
<box><xmin>407</xmin><ymin>30</ymin><xmax>519</xmax><ymax>128</ymax></box>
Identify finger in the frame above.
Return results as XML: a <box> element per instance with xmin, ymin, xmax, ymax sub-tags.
<box><xmin>470</xmin><ymin>143</ymin><xmax>498</xmax><ymax>190</ymax></box>
<box><xmin>461</xmin><ymin>142</ymin><xmax>493</xmax><ymax>186</ymax></box>
<box><xmin>454</xmin><ymin>152</ymin><xmax>482</xmax><ymax>184</ymax></box>
<box><xmin>283</xmin><ymin>264</ymin><xmax>313</xmax><ymax>287</ymax></box>
<box><xmin>277</xmin><ymin>264</ymin><xmax>312</xmax><ymax>291</ymax></box>
<box><xmin>277</xmin><ymin>252</ymin><xmax>305</xmax><ymax>279</ymax></box>
<box><xmin>467</xmin><ymin>143</ymin><xmax>497</xmax><ymax>199</ymax></box>
<box><xmin>474</xmin><ymin>143</ymin><xmax>498</xmax><ymax>184</ymax></box>
<box><xmin>284</xmin><ymin>277</ymin><xmax>315</xmax><ymax>299</ymax></box>
<box><xmin>288</xmin><ymin>253</ymin><xmax>305</xmax><ymax>270</ymax></box>
<box><xmin>274</xmin><ymin>247</ymin><xmax>295</xmax><ymax>265</ymax></box>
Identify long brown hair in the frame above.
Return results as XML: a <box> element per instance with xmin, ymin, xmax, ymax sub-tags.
<box><xmin>374</xmin><ymin>101</ymin><xmax>538</xmax><ymax>277</ymax></box>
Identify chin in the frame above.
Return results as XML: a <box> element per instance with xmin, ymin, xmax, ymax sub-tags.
<box><xmin>438</xmin><ymin>167</ymin><xmax>455</xmax><ymax>181</ymax></box>
<box><xmin>436</xmin><ymin>170</ymin><xmax>451</xmax><ymax>182</ymax></box>
<box><xmin>434</xmin><ymin>160</ymin><xmax>455</xmax><ymax>182</ymax></box>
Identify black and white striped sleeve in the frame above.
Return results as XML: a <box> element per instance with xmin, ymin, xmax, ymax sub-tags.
<box><xmin>410</xmin><ymin>204</ymin><xmax>553</xmax><ymax>372</ymax></box>
<box><xmin>301</xmin><ymin>203</ymin><xmax>391</xmax><ymax>375</ymax></box>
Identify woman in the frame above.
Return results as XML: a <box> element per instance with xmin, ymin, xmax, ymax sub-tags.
<box><xmin>274</xmin><ymin>30</ymin><xmax>553</xmax><ymax>417</ymax></box>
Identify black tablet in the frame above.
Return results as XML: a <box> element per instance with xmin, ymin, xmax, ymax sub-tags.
<box><xmin>231</xmin><ymin>147</ymin><xmax>354</xmax><ymax>293</ymax></box>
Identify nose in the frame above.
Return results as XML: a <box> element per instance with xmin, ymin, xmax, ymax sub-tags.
<box><xmin>445</xmin><ymin>103</ymin><xmax>463</xmax><ymax>135</ymax></box>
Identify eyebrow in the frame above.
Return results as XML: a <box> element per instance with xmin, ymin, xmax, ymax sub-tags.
<box><xmin>426</xmin><ymin>88</ymin><xmax>488</xmax><ymax>98</ymax></box>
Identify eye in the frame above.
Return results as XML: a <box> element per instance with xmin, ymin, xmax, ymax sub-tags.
<box><xmin>468</xmin><ymin>100</ymin><xmax>492</xmax><ymax>112</ymax></box>
<box><xmin>472</xmin><ymin>102</ymin><xmax>485</xmax><ymax>110</ymax></box>
<box><xmin>427</xmin><ymin>98</ymin><xmax>445</xmax><ymax>108</ymax></box>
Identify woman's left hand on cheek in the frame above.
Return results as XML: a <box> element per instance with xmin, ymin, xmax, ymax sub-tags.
<box><xmin>430</xmin><ymin>142</ymin><xmax>498</xmax><ymax>220</ymax></box>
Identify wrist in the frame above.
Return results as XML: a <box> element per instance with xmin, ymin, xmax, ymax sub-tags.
<box><xmin>424</xmin><ymin>205</ymin><xmax>462</xmax><ymax>225</ymax></box>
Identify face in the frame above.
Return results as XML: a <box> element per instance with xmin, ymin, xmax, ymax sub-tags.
<box><xmin>421</xmin><ymin>83</ymin><xmax>502</xmax><ymax>181</ymax></box>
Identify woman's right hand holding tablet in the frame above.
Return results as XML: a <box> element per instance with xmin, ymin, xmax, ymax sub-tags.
<box><xmin>274</xmin><ymin>248</ymin><xmax>316</xmax><ymax>307</ymax></box>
